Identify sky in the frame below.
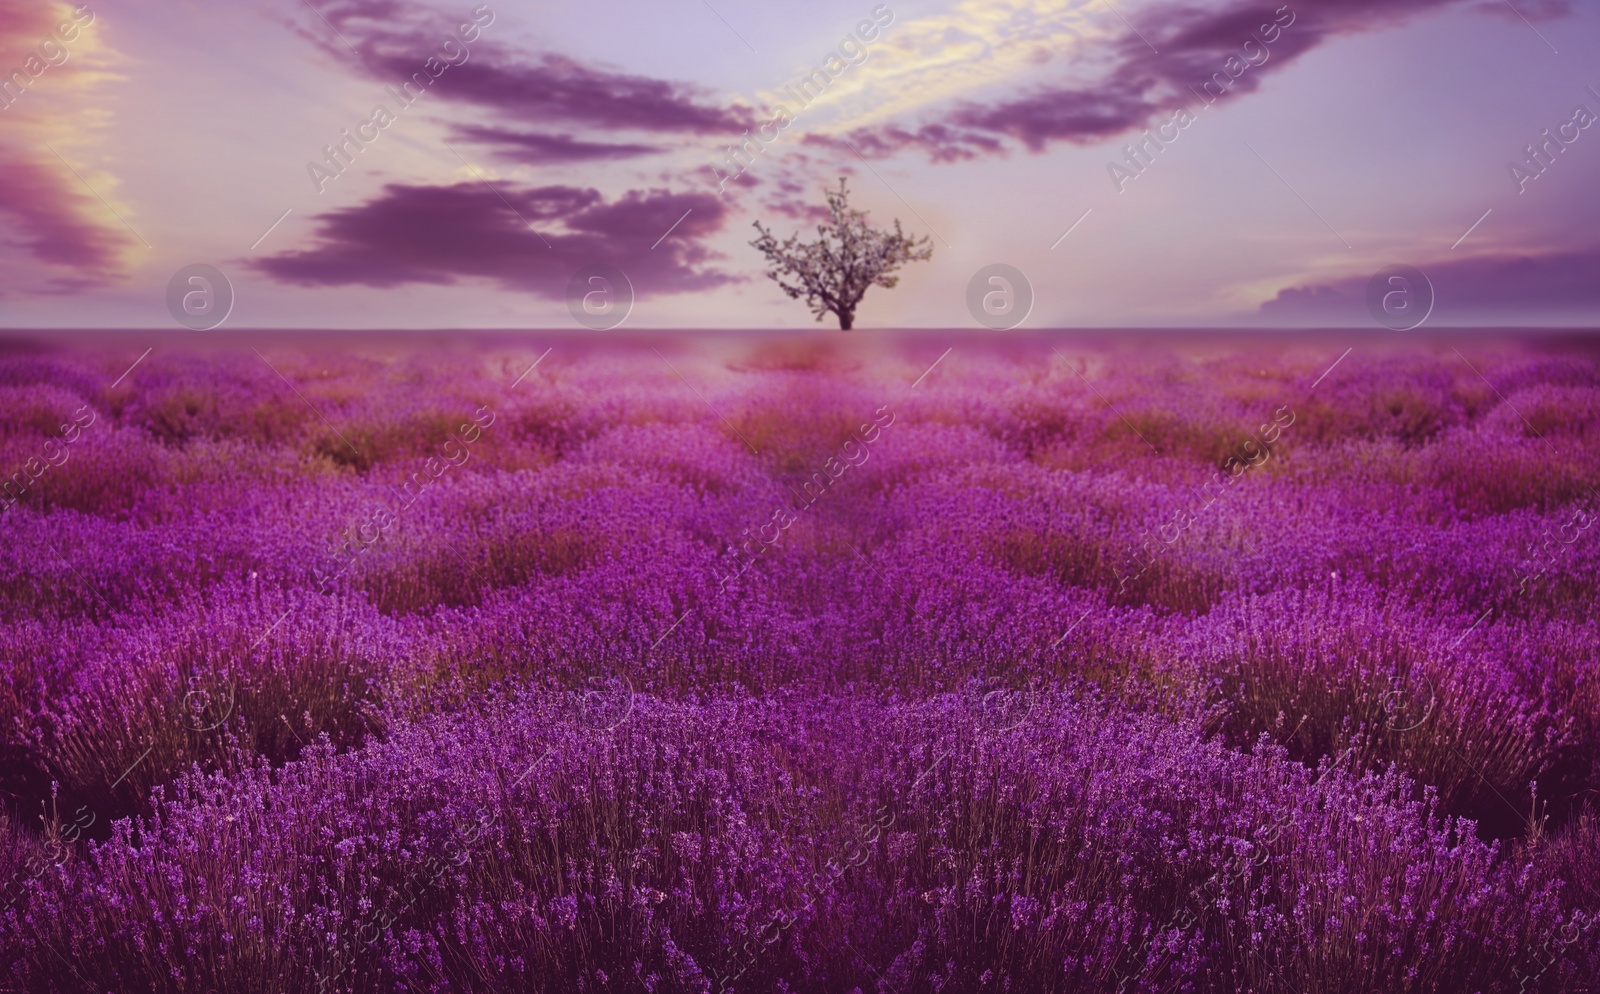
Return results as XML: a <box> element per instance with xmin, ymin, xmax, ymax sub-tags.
<box><xmin>0</xmin><ymin>0</ymin><xmax>1597</xmax><ymax>330</ymax></box>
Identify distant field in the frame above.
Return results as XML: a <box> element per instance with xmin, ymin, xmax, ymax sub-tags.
<box><xmin>1</xmin><ymin>336</ymin><xmax>1596</xmax><ymax>993</ymax></box>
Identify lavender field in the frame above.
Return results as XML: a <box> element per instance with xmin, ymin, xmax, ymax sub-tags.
<box><xmin>1</xmin><ymin>335</ymin><xmax>1597</xmax><ymax>993</ymax></box>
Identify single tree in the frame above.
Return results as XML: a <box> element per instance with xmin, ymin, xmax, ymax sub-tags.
<box><xmin>750</xmin><ymin>178</ymin><xmax>933</xmax><ymax>331</ymax></box>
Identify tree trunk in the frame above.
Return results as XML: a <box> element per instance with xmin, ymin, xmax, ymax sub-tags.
<box><xmin>837</xmin><ymin>309</ymin><xmax>854</xmax><ymax>331</ymax></box>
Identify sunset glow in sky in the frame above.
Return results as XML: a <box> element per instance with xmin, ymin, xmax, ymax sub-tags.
<box><xmin>2</xmin><ymin>0</ymin><xmax>1598</xmax><ymax>329</ymax></box>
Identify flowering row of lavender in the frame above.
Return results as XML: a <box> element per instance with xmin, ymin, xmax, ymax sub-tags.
<box><xmin>1</xmin><ymin>337</ymin><xmax>1596</xmax><ymax>992</ymax></box>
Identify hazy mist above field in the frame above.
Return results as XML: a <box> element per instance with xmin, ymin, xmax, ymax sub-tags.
<box><xmin>1</xmin><ymin>0</ymin><xmax>1597</xmax><ymax>328</ymax></box>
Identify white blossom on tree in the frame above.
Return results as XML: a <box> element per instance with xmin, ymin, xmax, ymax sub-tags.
<box><xmin>749</xmin><ymin>178</ymin><xmax>933</xmax><ymax>331</ymax></box>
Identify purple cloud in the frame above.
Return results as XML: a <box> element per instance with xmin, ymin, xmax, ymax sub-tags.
<box><xmin>1473</xmin><ymin>0</ymin><xmax>1570</xmax><ymax>19</ymax></box>
<box><xmin>0</xmin><ymin>2</ymin><xmax>127</xmax><ymax>288</ymax></box>
<box><xmin>0</xmin><ymin>153</ymin><xmax>125</xmax><ymax>280</ymax></box>
<box><xmin>295</xmin><ymin>1</ymin><xmax>752</xmax><ymax>138</ymax></box>
<box><xmin>449</xmin><ymin>126</ymin><xmax>662</xmax><ymax>164</ymax></box>
<box><xmin>802</xmin><ymin>123</ymin><xmax>1005</xmax><ymax>162</ymax></box>
<box><xmin>291</xmin><ymin>0</ymin><xmax>1572</xmax><ymax>172</ymax></box>
<box><xmin>1261</xmin><ymin>247</ymin><xmax>1600</xmax><ymax>321</ymax></box>
<box><xmin>421</xmin><ymin>53</ymin><xmax>753</xmax><ymax>134</ymax></box>
<box><xmin>759</xmin><ymin>178</ymin><xmax>837</xmax><ymax>223</ymax></box>
<box><xmin>250</xmin><ymin>182</ymin><xmax>734</xmax><ymax>297</ymax></box>
<box><xmin>846</xmin><ymin>0</ymin><xmax>1538</xmax><ymax>159</ymax></box>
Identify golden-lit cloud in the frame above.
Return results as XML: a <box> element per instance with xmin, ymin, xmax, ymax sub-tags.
<box><xmin>0</xmin><ymin>0</ymin><xmax>135</xmax><ymax>289</ymax></box>
<box><xmin>753</xmin><ymin>0</ymin><xmax>1112</xmax><ymax>136</ymax></box>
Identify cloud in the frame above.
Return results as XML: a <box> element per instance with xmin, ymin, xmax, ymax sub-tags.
<box><xmin>754</xmin><ymin>0</ymin><xmax>1111</xmax><ymax>143</ymax></box>
<box><xmin>1472</xmin><ymin>0</ymin><xmax>1570</xmax><ymax>19</ymax></box>
<box><xmin>839</xmin><ymin>0</ymin><xmax>1510</xmax><ymax>158</ymax></box>
<box><xmin>296</xmin><ymin>1</ymin><xmax>752</xmax><ymax>137</ymax></box>
<box><xmin>1260</xmin><ymin>247</ymin><xmax>1600</xmax><ymax>321</ymax></box>
<box><xmin>802</xmin><ymin>123</ymin><xmax>1005</xmax><ymax>162</ymax></box>
<box><xmin>0</xmin><ymin>0</ymin><xmax>129</xmax><ymax>290</ymax></box>
<box><xmin>759</xmin><ymin>179</ymin><xmax>837</xmax><ymax>223</ymax></box>
<box><xmin>250</xmin><ymin>182</ymin><xmax>734</xmax><ymax>298</ymax></box>
<box><xmin>0</xmin><ymin>152</ymin><xmax>127</xmax><ymax>276</ymax></box>
<box><xmin>421</xmin><ymin>53</ymin><xmax>753</xmax><ymax>135</ymax></box>
<box><xmin>449</xmin><ymin>125</ymin><xmax>662</xmax><ymax>164</ymax></box>
<box><xmin>294</xmin><ymin>0</ymin><xmax>1572</xmax><ymax>176</ymax></box>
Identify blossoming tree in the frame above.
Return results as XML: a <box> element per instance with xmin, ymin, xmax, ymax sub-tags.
<box><xmin>750</xmin><ymin>178</ymin><xmax>933</xmax><ymax>330</ymax></box>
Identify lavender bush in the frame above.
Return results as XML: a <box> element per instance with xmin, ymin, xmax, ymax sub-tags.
<box><xmin>0</xmin><ymin>338</ymin><xmax>1596</xmax><ymax>992</ymax></box>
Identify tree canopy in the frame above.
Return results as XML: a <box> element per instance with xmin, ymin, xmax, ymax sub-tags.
<box><xmin>750</xmin><ymin>178</ymin><xmax>933</xmax><ymax>330</ymax></box>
